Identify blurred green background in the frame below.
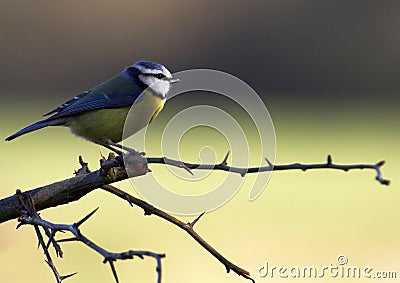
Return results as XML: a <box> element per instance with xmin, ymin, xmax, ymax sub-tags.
<box><xmin>0</xmin><ymin>1</ymin><xmax>398</xmax><ymax>282</ymax></box>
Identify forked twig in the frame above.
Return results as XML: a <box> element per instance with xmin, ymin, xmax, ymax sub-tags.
<box><xmin>16</xmin><ymin>190</ymin><xmax>165</xmax><ymax>283</ymax></box>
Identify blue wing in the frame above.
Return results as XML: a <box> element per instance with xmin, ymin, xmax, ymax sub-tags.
<box><xmin>43</xmin><ymin>91</ymin><xmax>91</xmax><ymax>116</ymax></box>
<box><xmin>45</xmin><ymin>73</ymin><xmax>146</xmax><ymax>119</ymax></box>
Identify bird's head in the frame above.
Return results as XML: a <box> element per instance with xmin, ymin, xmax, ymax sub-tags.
<box><xmin>132</xmin><ymin>61</ymin><xmax>179</xmax><ymax>98</ymax></box>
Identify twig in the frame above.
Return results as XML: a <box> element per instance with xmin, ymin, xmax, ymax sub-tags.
<box><xmin>101</xmin><ymin>184</ymin><xmax>254</xmax><ymax>282</ymax></box>
<box><xmin>17</xmin><ymin>192</ymin><xmax>165</xmax><ymax>283</ymax></box>
<box><xmin>147</xmin><ymin>153</ymin><xmax>390</xmax><ymax>185</ymax></box>
<box><xmin>16</xmin><ymin>190</ymin><xmax>73</xmax><ymax>282</ymax></box>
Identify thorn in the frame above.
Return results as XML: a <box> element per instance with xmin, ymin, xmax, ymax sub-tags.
<box><xmin>264</xmin><ymin>157</ymin><xmax>273</xmax><ymax>167</ymax></box>
<box><xmin>100</xmin><ymin>149</ymin><xmax>105</xmax><ymax>160</ymax></box>
<box><xmin>56</xmin><ymin>247</ymin><xmax>63</xmax><ymax>258</ymax></box>
<box><xmin>164</xmin><ymin>157</ymin><xmax>193</xmax><ymax>175</ymax></box>
<box><xmin>124</xmin><ymin>195</ymin><xmax>133</xmax><ymax>207</ymax></box>
<box><xmin>181</xmin><ymin>163</ymin><xmax>193</xmax><ymax>175</ymax></box>
<box><xmin>74</xmin><ymin>207</ymin><xmax>99</xmax><ymax>228</ymax></box>
<box><xmin>76</xmin><ymin>155</ymin><xmax>90</xmax><ymax>175</ymax></box>
<box><xmin>376</xmin><ymin>160</ymin><xmax>385</xmax><ymax>167</ymax></box>
<box><xmin>225</xmin><ymin>265</ymin><xmax>231</xmax><ymax>273</ymax></box>
<box><xmin>187</xmin><ymin>211</ymin><xmax>206</xmax><ymax>228</ymax></box>
<box><xmin>327</xmin><ymin>154</ymin><xmax>332</xmax><ymax>164</ymax></box>
<box><xmin>44</xmin><ymin>259</ymin><xmax>52</xmax><ymax>267</ymax></box>
<box><xmin>78</xmin><ymin>155</ymin><xmax>85</xmax><ymax>166</ymax></box>
<box><xmin>107</xmin><ymin>259</ymin><xmax>119</xmax><ymax>283</ymax></box>
<box><xmin>61</xmin><ymin>272</ymin><xmax>78</xmax><ymax>280</ymax></box>
<box><xmin>221</xmin><ymin>151</ymin><xmax>230</xmax><ymax>165</ymax></box>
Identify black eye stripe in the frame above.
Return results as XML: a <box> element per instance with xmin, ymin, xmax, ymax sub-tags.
<box><xmin>155</xmin><ymin>73</ymin><xmax>165</xmax><ymax>79</ymax></box>
<box><xmin>144</xmin><ymin>73</ymin><xmax>165</xmax><ymax>79</ymax></box>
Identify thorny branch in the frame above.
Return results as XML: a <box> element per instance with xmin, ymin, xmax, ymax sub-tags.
<box><xmin>16</xmin><ymin>190</ymin><xmax>165</xmax><ymax>283</ymax></box>
<box><xmin>101</xmin><ymin>184</ymin><xmax>254</xmax><ymax>281</ymax></box>
<box><xmin>16</xmin><ymin>190</ymin><xmax>73</xmax><ymax>282</ymax></box>
<box><xmin>147</xmin><ymin>152</ymin><xmax>390</xmax><ymax>185</ymax></box>
<box><xmin>2</xmin><ymin>152</ymin><xmax>390</xmax><ymax>283</ymax></box>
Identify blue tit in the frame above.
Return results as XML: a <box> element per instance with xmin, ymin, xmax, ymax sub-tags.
<box><xmin>5</xmin><ymin>61</ymin><xmax>179</xmax><ymax>153</ymax></box>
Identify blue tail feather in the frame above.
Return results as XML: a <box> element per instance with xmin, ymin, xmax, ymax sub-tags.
<box><xmin>5</xmin><ymin>118</ymin><xmax>65</xmax><ymax>141</ymax></box>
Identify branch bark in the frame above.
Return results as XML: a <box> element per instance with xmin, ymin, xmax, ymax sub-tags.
<box><xmin>0</xmin><ymin>153</ymin><xmax>148</xmax><ymax>224</ymax></box>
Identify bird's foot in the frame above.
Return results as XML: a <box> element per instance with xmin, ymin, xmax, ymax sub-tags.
<box><xmin>120</xmin><ymin>146</ymin><xmax>145</xmax><ymax>156</ymax></box>
<box><xmin>107</xmin><ymin>141</ymin><xmax>145</xmax><ymax>156</ymax></box>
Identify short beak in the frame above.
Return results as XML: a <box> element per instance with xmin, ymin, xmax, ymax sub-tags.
<box><xmin>168</xmin><ymin>77</ymin><xmax>180</xmax><ymax>84</ymax></box>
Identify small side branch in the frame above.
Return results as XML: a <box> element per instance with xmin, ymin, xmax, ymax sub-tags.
<box><xmin>16</xmin><ymin>190</ymin><xmax>75</xmax><ymax>282</ymax></box>
<box><xmin>147</xmin><ymin>154</ymin><xmax>390</xmax><ymax>185</ymax></box>
<box><xmin>17</xmin><ymin>193</ymin><xmax>165</xmax><ymax>283</ymax></box>
<box><xmin>101</xmin><ymin>185</ymin><xmax>254</xmax><ymax>282</ymax></box>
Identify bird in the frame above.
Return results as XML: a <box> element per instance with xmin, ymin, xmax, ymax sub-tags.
<box><xmin>5</xmin><ymin>60</ymin><xmax>179</xmax><ymax>154</ymax></box>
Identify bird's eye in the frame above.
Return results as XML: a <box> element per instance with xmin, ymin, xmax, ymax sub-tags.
<box><xmin>154</xmin><ymin>73</ymin><xmax>165</xmax><ymax>79</ymax></box>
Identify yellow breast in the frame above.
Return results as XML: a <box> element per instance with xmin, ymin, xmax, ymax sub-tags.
<box><xmin>66</xmin><ymin>92</ymin><xmax>165</xmax><ymax>144</ymax></box>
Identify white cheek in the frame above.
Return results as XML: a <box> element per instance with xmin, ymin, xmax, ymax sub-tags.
<box><xmin>139</xmin><ymin>74</ymin><xmax>170</xmax><ymax>98</ymax></box>
<box><xmin>150</xmin><ymin>80</ymin><xmax>170</xmax><ymax>98</ymax></box>
<box><xmin>139</xmin><ymin>74</ymin><xmax>155</xmax><ymax>86</ymax></box>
